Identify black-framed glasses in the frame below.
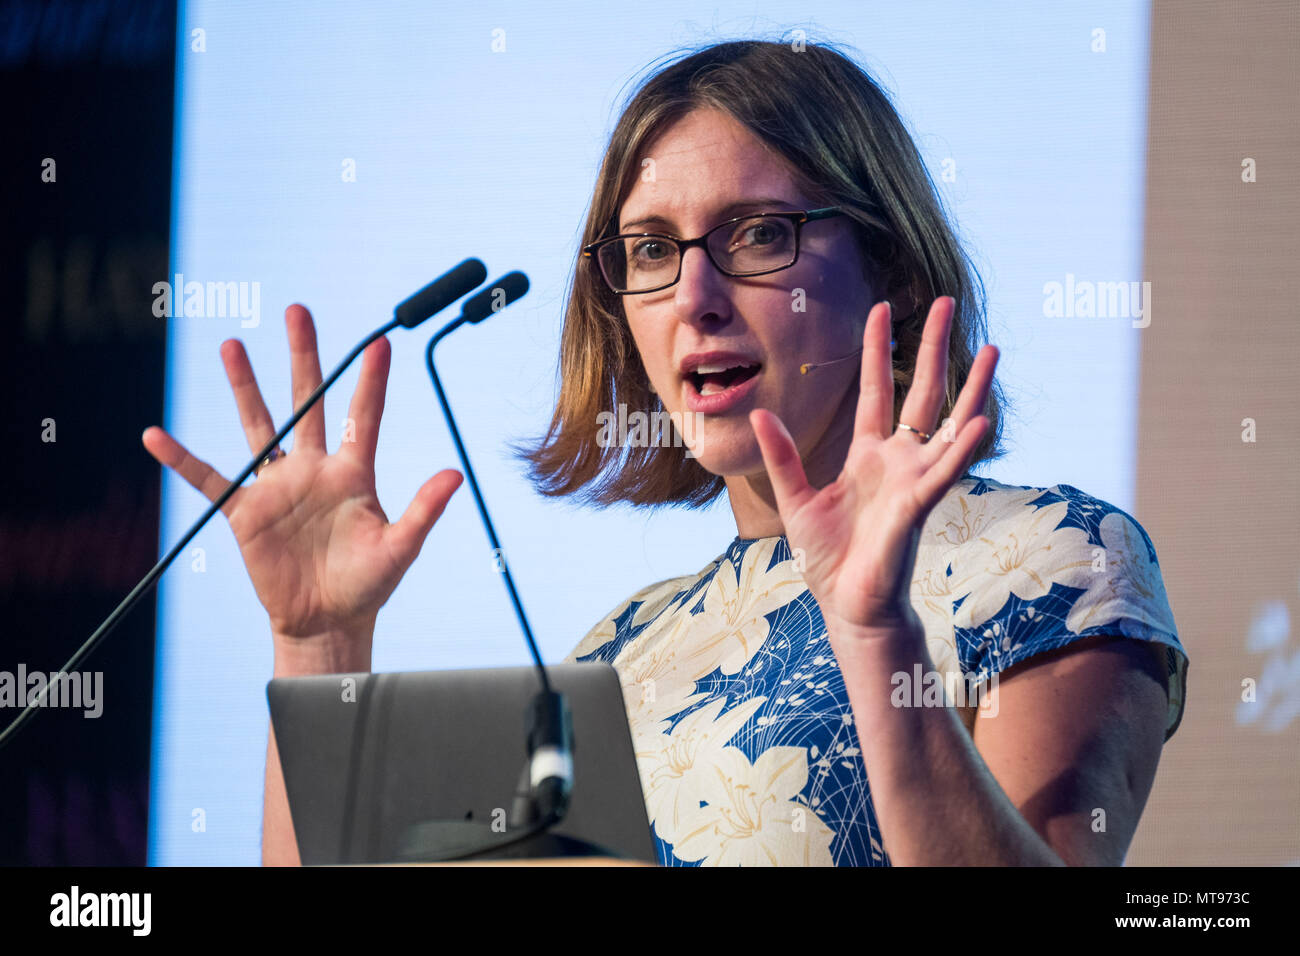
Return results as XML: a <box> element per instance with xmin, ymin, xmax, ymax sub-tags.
<box><xmin>582</xmin><ymin>206</ymin><xmax>845</xmax><ymax>295</ymax></box>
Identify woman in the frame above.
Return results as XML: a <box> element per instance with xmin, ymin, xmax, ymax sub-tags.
<box><xmin>143</xmin><ymin>40</ymin><xmax>1187</xmax><ymax>866</ymax></box>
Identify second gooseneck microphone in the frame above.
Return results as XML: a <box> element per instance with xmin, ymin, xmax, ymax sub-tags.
<box><xmin>423</xmin><ymin>274</ymin><xmax>581</xmax><ymax>859</ymax></box>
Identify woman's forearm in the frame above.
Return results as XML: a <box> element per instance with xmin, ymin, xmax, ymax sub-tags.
<box><xmin>262</xmin><ymin>627</ymin><xmax>374</xmax><ymax>867</ymax></box>
<box><xmin>828</xmin><ymin>622</ymin><xmax>1065</xmax><ymax>866</ymax></box>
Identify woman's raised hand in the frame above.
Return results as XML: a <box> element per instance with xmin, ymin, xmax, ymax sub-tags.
<box><xmin>750</xmin><ymin>297</ymin><xmax>998</xmax><ymax>638</ymax></box>
<box><xmin>142</xmin><ymin>304</ymin><xmax>463</xmax><ymax>639</ymax></box>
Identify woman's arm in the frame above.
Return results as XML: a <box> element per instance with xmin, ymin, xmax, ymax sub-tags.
<box><xmin>830</xmin><ymin>625</ymin><xmax>1168</xmax><ymax>865</ymax></box>
<box><xmin>140</xmin><ymin>305</ymin><xmax>460</xmax><ymax>866</ymax></box>
<box><xmin>262</xmin><ymin>627</ymin><xmax>375</xmax><ymax>867</ymax></box>
<box><xmin>749</xmin><ymin>297</ymin><xmax>1176</xmax><ymax>865</ymax></box>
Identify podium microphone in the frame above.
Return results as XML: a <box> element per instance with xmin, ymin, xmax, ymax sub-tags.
<box><xmin>423</xmin><ymin>273</ymin><xmax>585</xmax><ymax>860</ymax></box>
<box><xmin>0</xmin><ymin>258</ymin><xmax>489</xmax><ymax>753</ymax></box>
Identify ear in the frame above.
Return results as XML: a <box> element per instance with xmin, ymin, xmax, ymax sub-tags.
<box><xmin>887</xmin><ymin>286</ymin><xmax>920</xmax><ymax>323</ymax></box>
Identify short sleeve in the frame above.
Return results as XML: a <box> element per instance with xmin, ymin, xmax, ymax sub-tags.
<box><xmin>935</xmin><ymin>482</ymin><xmax>1188</xmax><ymax>742</ymax></box>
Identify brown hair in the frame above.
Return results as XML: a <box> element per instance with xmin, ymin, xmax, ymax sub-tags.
<box><xmin>515</xmin><ymin>39</ymin><xmax>1005</xmax><ymax>507</ymax></box>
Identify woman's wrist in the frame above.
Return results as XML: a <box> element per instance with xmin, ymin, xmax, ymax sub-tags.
<box><xmin>272</xmin><ymin>623</ymin><xmax>375</xmax><ymax>676</ymax></box>
<box><xmin>821</xmin><ymin>603</ymin><xmax>926</xmax><ymax>651</ymax></box>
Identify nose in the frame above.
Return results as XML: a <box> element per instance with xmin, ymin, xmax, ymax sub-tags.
<box><xmin>672</xmin><ymin>244</ymin><xmax>732</xmax><ymax>328</ymax></box>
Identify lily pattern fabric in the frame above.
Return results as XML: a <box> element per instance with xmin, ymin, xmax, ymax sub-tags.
<box><xmin>563</xmin><ymin>475</ymin><xmax>1188</xmax><ymax>866</ymax></box>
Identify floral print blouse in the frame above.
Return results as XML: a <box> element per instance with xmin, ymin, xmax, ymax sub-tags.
<box><xmin>562</xmin><ymin>475</ymin><xmax>1189</xmax><ymax>866</ymax></box>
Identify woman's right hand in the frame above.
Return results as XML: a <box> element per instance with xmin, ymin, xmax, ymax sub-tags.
<box><xmin>143</xmin><ymin>304</ymin><xmax>463</xmax><ymax>640</ymax></box>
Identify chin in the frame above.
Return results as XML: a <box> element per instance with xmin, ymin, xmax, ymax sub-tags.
<box><xmin>685</xmin><ymin>432</ymin><xmax>766</xmax><ymax>479</ymax></box>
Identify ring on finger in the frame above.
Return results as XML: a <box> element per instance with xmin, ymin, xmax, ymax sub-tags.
<box><xmin>895</xmin><ymin>421</ymin><xmax>933</xmax><ymax>442</ymax></box>
<box><xmin>253</xmin><ymin>445</ymin><xmax>287</xmax><ymax>476</ymax></box>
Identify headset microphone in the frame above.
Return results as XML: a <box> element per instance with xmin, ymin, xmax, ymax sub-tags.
<box><xmin>799</xmin><ymin>339</ymin><xmax>896</xmax><ymax>375</ymax></box>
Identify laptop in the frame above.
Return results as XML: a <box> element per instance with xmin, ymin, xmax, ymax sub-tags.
<box><xmin>268</xmin><ymin>662</ymin><xmax>658</xmax><ymax>865</ymax></box>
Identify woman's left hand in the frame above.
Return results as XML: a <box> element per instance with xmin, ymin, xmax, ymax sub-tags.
<box><xmin>750</xmin><ymin>297</ymin><xmax>999</xmax><ymax>637</ymax></box>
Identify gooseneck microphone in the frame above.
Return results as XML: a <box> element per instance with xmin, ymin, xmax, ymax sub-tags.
<box><xmin>424</xmin><ymin>273</ymin><xmax>539</xmax><ymax>685</ymax></box>
<box><xmin>422</xmin><ymin>273</ymin><xmax>585</xmax><ymax>861</ymax></box>
<box><xmin>0</xmin><ymin>258</ymin><xmax>489</xmax><ymax>752</ymax></box>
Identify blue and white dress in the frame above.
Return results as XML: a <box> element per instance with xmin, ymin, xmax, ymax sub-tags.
<box><xmin>563</xmin><ymin>475</ymin><xmax>1189</xmax><ymax>866</ymax></box>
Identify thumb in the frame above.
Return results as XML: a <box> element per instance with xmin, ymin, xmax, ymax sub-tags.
<box><xmin>385</xmin><ymin>469</ymin><xmax>463</xmax><ymax>565</ymax></box>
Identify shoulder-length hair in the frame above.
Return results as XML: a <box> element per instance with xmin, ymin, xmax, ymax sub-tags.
<box><xmin>516</xmin><ymin>39</ymin><xmax>1005</xmax><ymax>507</ymax></box>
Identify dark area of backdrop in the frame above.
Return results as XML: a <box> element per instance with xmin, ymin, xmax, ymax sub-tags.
<box><xmin>0</xmin><ymin>0</ymin><xmax>175</xmax><ymax>864</ymax></box>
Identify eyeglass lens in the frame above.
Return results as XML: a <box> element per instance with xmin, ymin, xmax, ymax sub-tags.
<box><xmin>598</xmin><ymin>215</ymin><xmax>799</xmax><ymax>293</ymax></box>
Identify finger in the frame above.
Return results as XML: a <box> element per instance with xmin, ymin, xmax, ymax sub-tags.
<box><xmin>913</xmin><ymin>416</ymin><xmax>988</xmax><ymax>512</ymax></box>
<box><xmin>286</xmin><ymin>304</ymin><xmax>327</xmax><ymax>452</ymax></box>
<box><xmin>852</xmin><ymin>301</ymin><xmax>895</xmax><ymax>440</ymax></box>
<box><xmin>921</xmin><ymin>343</ymin><xmax>998</xmax><ymax>467</ymax></box>
<box><xmin>340</xmin><ymin>336</ymin><xmax>391</xmax><ymax>467</ymax></box>
<box><xmin>141</xmin><ymin>426</ymin><xmax>239</xmax><ymax>516</ymax></box>
<box><xmin>947</xmin><ymin>343</ymin><xmax>999</xmax><ymax>427</ymax></box>
<box><xmin>385</xmin><ymin>469</ymin><xmax>464</xmax><ymax>566</ymax></box>
<box><xmin>220</xmin><ymin>339</ymin><xmax>278</xmax><ymax>457</ymax></box>
<box><xmin>897</xmin><ymin>296</ymin><xmax>953</xmax><ymax>439</ymax></box>
<box><xmin>748</xmin><ymin>409</ymin><xmax>816</xmax><ymax>515</ymax></box>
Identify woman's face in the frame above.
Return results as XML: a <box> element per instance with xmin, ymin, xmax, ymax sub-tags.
<box><xmin>618</xmin><ymin>106</ymin><xmax>879</xmax><ymax>483</ymax></box>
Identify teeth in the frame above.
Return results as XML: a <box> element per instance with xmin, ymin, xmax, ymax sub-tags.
<box><xmin>692</xmin><ymin>361</ymin><xmax>755</xmax><ymax>374</ymax></box>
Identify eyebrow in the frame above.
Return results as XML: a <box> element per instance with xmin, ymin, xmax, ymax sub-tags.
<box><xmin>619</xmin><ymin>198</ymin><xmax>800</xmax><ymax>233</ymax></box>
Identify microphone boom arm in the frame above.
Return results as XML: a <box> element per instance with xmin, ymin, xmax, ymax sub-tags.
<box><xmin>424</xmin><ymin>318</ymin><xmax>551</xmax><ymax>695</ymax></box>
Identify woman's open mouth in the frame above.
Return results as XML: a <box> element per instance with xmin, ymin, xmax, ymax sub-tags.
<box><xmin>684</xmin><ymin>360</ymin><xmax>762</xmax><ymax>414</ymax></box>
